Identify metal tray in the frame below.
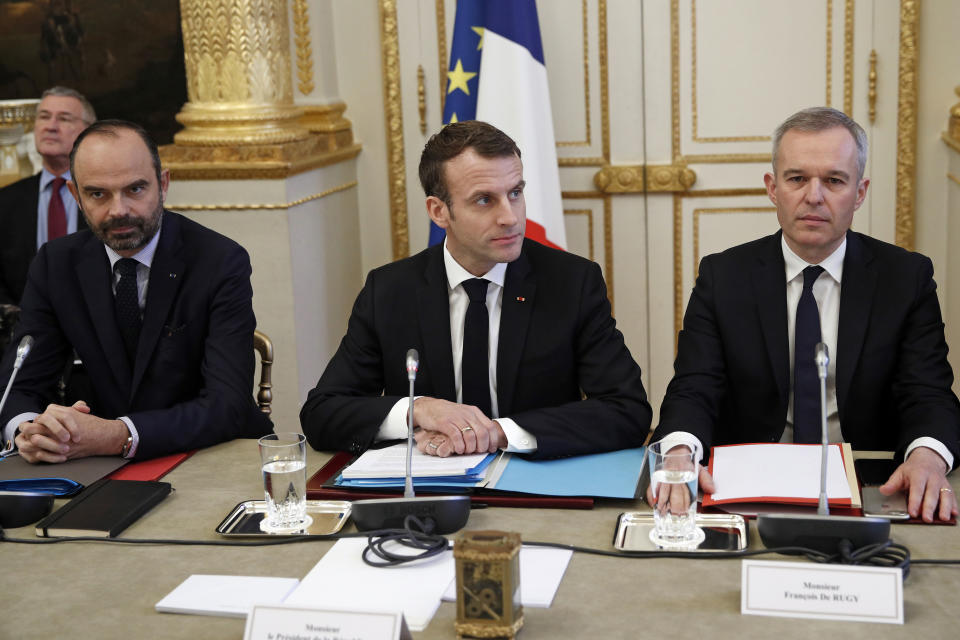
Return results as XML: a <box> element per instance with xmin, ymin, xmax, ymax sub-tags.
<box><xmin>217</xmin><ymin>500</ymin><xmax>351</xmax><ymax>537</ymax></box>
<box><xmin>613</xmin><ymin>512</ymin><xmax>748</xmax><ymax>551</ymax></box>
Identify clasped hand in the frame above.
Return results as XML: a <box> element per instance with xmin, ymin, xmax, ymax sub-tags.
<box><xmin>411</xmin><ymin>397</ymin><xmax>506</xmax><ymax>457</ymax></box>
<box><xmin>15</xmin><ymin>401</ymin><xmax>128</xmax><ymax>464</ymax></box>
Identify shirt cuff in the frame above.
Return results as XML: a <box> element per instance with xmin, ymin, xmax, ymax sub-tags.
<box><xmin>376</xmin><ymin>398</ymin><xmax>417</xmax><ymax>442</ymax></box>
<box><xmin>3</xmin><ymin>412</ymin><xmax>39</xmax><ymax>451</ymax></box>
<box><xmin>117</xmin><ymin>416</ymin><xmax>139</xmax><ymax>459</ymax></box>
<box><xmin>655</xmin><ymin>431</ymin><xmax>705</xmax><ymax>464</ymax></box>
<box><xmin>905</xmin><ymin>437</ymin><xmax>954</xmax><ymax>472</ymax></box>
<box><xmin>496</xmin><ymin>418</ymin><xmax>537</xmax><ymax>453</ymax></box>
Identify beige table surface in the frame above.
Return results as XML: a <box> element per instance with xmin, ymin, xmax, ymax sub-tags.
<box><xmin>3</xmin><ymin>439</ymin><xmax>959</xmax><ymax>639</ymax></box>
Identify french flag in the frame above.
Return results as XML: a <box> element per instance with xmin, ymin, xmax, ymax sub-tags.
<box><xmin>430</xmin><ymin>0</ymin><xmax>566</xmax><ymax>251</ymax></box>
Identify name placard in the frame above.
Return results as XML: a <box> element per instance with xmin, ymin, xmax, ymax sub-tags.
<box><xmin>243</xmin><ymin>604</ymin><xmax>412</xmax><ymax>640</ymax></box>
<box><xmin>741</xmin><ymin>560</ymin><xmax>903</xmax><ymax>624</ymax></box>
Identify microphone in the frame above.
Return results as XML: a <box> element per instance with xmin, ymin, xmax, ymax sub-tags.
<box><xmin>815</xmin><ymin>343</ymin><xmax>829</xmax><ymax>515</ymax></box>
<box><xmin>1</xmin><ymin>335</ymin><xmax>34</xmax><ymax>421</ymax></box>
<box><xmin>350</xmin><ymin>348</ymin><xmax>471</xmax><ymax>535</ymax></box>
<box><xmin>14</xmin><ymin>335</ymin><xmax>33</xmax><ymax>369</ymax></box>
<box><xmin>406</xmin><ymin>348</ymin><xmax>419</xmax><ymax>382</ymax></box>
<box><xmin>757</xmin><ymin>342</ymin><xmax>890</xmax><ymax>555</ymax></box>
<box><xmin>404</xmin><ymin>349</ymin><xmax>419</xmax><ymax>498</ymax></box>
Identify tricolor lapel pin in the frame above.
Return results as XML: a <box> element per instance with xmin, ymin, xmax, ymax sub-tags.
<box><xmin>515</xmin><ymin>296</ymin><xmax>525</xmax><ymax>302</ymax></box>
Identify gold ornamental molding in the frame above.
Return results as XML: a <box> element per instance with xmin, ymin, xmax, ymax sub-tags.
<box><xmin>685</xmin><ymin>0</ymin><xmax>855</xmax><ymax>149</ymax></box>
<box><xmin>435</xmin><ymin>0</ymin><xmax>448</xmax><ymax>114</ymax></box>
<box><xmin>556</xmin><ymin>0</ymin><xmax>592</xmax><ymax>148</ymax></box>
<box><xmin>292</xmin><ymin>0</ymin><xmax>314</xmax><ymax>96</ymax></box>
<box><xmin>166</xmin><ymin>180</ymin><xmax>357</xmax><ymax>211</ymax></box>
<box><xmin>944</xmin><ymin>86</ymin><xmax>960</xmax><ymax>151</ymax></box>
<box><xmin>948</xmin><ymin>173</ymin><xmax>960</xmax><ymax>187</ymax></box>
<box><xmin>894</xmin><ymin>0</ymin><xmax>919</xmax><ymax>251</ymax></box>
<box><xmin>594</xmin><ymin>164</ymin><xmax>697</xmax><ymax>194</ymax></box>
<box><xmin>380</xmin><ymin>0</ymin><xmax>409</xmax><ymax>261</ymax></box>
<box><xmin>692</xmin><ymin>207</ymin><xmax>775</xmax><ymax>283</ymax></box>
<box><xmin>562</xmin><ymin>191</ymin><xmax>615</xmax><ymax>311</ymax></box>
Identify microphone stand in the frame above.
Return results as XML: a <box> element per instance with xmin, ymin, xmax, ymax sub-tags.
<box><xmin>757</xmin><ymin>343</ymin><xmax>890</xmax><ymax>555</ymax></box>
<box><xmin>350</xmin><ymin>349</ymin><xmax>471</xmax><ymax>534</ymax></box>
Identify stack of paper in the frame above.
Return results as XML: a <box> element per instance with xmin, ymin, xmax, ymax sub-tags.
<box><xmin>702</xmin><ymin>443</ymin><xmax>861</xmax><ymax>510</ymax></box>
<box><xmin>339</xmin><ymin>445</ymin><xmax>495</xmax><ymax>487</ymax></box>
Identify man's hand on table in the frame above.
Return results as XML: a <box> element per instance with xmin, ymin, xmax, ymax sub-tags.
<box><xmin>879</xmin><ymin>446</ymin><xmax>956</xmax><ymax>522</ymax></box>
<box><xmin>15</xmin><ymin>400</ymin><xmax>129</xmax><ymax>463</ymax></box>
<box><xmin>411</xmin><ymin>397</ymin><xmax>506</xmax><ymax>457</ymax></box>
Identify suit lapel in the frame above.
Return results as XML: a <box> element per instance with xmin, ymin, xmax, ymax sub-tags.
<box><xmin>752</xmin><ymin>233</ymin><xmax>790</xmax><ymax>409</ymax></box>
<box><xmin>132</xmin><ymin>212</ymin><xmax>183</xmax><ymax>395</ymax></box>
<box><xmin>76</xmin><ymin>235</ymin><xmax>132</xmax><ymax>390</ymax></box>
<box><xmin>836</xmin><ymin>232</ymin><xmax>876</xmax><ymax>415</ymax></box>
<box><xmin>416</xmin><ymin>247</ymin><xmax>456</xmax><ymax>402</ymax></box>
<box><xmin>497</xmin><ymin>248</ymin><xmax>534</xmax><ymax>416</ymax></box>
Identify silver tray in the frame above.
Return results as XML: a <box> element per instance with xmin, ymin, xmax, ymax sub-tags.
<box><xmin>217</xmin><ymin>500</ymin><xmax>351</xmax><ymax>537</ymax></box>
<box><xmin>613</xmin><ymin>512</ymin><xmax>748</xmax><ymax>551</ymax></box>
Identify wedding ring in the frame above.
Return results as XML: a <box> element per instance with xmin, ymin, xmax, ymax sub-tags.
<box><xmin>428</xmin><ymin>441</ymin><xmax>440</xmax><ymax>450</ymax></box>
<box><xmin>940</xmin><ymin>487</ymin><xmax>954</xmax><ymax>493</ymax></box>
<box><xmin>461</xmin><ymin>426</ymin><xmax>474</xmax><ymax>433</ymax></box>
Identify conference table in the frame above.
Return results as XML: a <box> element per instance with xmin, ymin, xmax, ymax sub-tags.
<box><xmin>4</xmin><ymin>438</ymin><xmax>959</xmax><ymax>639</ymax></box>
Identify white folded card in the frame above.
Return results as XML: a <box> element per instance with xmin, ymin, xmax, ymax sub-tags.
<box><xmin>741</xmin><ymin>560</ymin><xmax>903</xmax><ymax>624</ymax></box>
<box><xmin>283</xmin><ymin>538</ymin><xmax>454</xmax><ymax>632</ymax></box>
<box><xmin>244</xmin><ymin>604</ymin><xmax>412</xmax><ymax>640</ymax></box>
<box><xmin>155</xmin><ymin>575</ymin><xmax>300</xmax><ymax>618</ymax></box>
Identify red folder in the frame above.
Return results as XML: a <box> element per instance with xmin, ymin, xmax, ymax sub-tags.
<box><xmin>307</xmin><ymin>451</ymin><xmax>594</xmax><ymax>509</ymax></box>
<box><xmin>108</xmin><ymin>451</ymin><xmax>195</xmax><ymax>482</ymax></box>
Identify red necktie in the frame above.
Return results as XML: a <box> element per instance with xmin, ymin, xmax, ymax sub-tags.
<box><xmin>48</xmin><ymin>176</ymin><xmax>67</xmax><ymax>240</ymax></box>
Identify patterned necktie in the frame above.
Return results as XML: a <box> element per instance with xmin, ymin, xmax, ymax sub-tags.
<box><xmin>114</xmin><ymin>258</ymin><xmax>141</xmax><ymax>364</ymax></box>
<box><xmin>461</xmin><ymin>278</ymin><xmax>492</xmax><ymax>417</ymax></box>
<box><xmin>793</xmin><ymin>265</ymin><xmax>825</xmax><ymax>443</ymax></box>
<box><xmin>48</xmin><ymin>176</ymin><xmax>67</xmax><ymax>240</ymax></box>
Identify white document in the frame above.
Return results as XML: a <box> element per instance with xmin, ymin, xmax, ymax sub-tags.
<box><xmin>342</xmin><ymin>443</ymin><xmax>490</xmax><ymax>479</ymax></box>
<box><xmin>742</xmin><ymin>560</ymin><xmax>903</xmax><ymax>624</ymax></box>
<box><xmin>441</xmin><ymin>546</ymin><xmax>573</xmax><ymax>608</ymax></box>
<box><xmin>284</xmin><ymin>538</ymin><xmax>454</xmax><ymax>632</ymax></box>
<box><xmin>708</xmin><ymin>444</ymin><xmax>852</xmax><ymax>502</ymax></box>
<box><xmin>155</xmin><ymin>575</ymin><xmax>300</xmax><ymax>618</ymax></box>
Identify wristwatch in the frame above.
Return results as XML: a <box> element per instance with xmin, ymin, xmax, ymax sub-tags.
<box><xmin>120</xmin><ymin>435</ymin><xmax>134</xmax><ymax>458</ymax></box>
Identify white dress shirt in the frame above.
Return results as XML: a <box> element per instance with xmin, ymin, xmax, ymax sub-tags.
<box><xmin>36</xmin><ymin>169</ymin><xmax>81</xmax><ymax>247</ymax></box>
<box><xmin>659</xmin><ymin>237</ymin><xmax>953</xmax><ymax>469</ymax></box>
<box><xmin>2</xmin><ymin>223</ymin><xmax>162</xmax><ymax>459</ymax></box>
<box><xmin>375</xmin><ymin>240</ymin><xmax>538</xmax><ymax>452</ymax></box>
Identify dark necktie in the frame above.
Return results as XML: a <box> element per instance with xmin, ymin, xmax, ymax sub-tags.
<box><xmin>48</xmin><ymin>176</ymin><xmax>67</xmax><ymax>240</ymax></box>
<box><xmin>793</xmin><ymin>265</ymin><xmax>825</xmax><ymax>443</ymax></box>
<box><xmin>114</xmin><ymin>258</ymin><xmax>141</xmax><ymax>364</ymax></box>
<box><xmin>461</xmin><ymin>278</ymin><xmax>491</xmax><ymax>417</ymax></box>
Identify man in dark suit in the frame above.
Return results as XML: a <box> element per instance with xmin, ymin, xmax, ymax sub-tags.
<box><xmin>653</xmin><ymin>107</ymin><xmax>959</xmax><ymax>522</ymax></box>
<box><xmin>0</xmin><ymin>86</ymin><xmax>94</xmax><ymax>306</ymax></box>
<box><xmin>0</xmin><ymin>120</ymin><xmax>272</xmax><ymax>463</ymax></box>
<box><xmin>301</xmin><ymin>121</ymin><xmax>650</xmax><ymax>459</ymax></box>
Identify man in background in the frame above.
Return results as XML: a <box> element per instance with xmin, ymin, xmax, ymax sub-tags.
<box><xmin>0</xmin><ymin>86</ymin><xmax>95</xmax><ymax>306</ymax></box>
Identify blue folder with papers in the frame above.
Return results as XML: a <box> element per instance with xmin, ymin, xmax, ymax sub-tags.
<box><xmin>334</xmin><ymin>446</ymin><xmax>645</xmax><ymax>499</ymax></box>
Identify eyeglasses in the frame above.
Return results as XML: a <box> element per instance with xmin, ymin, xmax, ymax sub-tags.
<box><xmin>35</xmin><ymin>112</ymin><xmax>85</xmax><ymax>126</ymax></box>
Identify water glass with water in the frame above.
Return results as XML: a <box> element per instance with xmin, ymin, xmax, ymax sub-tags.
<box><xmin>258</xmin><ymin>432</ymin><xmax>308</xmax><ymax>532</ymax></box>
<box><xmin>648</xmin><ymin>441</ymin><xmax>702</xmax><ymax>547</ymax></box>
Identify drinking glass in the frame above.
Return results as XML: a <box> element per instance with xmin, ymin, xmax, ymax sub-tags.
<box><xmin>258</xmin><ymin>432</ymin><xmax>309</xmax><ymax>532</ymax></box>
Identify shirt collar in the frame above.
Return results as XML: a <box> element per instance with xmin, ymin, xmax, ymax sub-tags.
<box><xmin>781</xmin><ymin>235</ymin><xmax>846</xmax><ymax>284</ymax></box>
<box><xmin>104</xmin><ymin>213</ymin><xmax>163</xmax><ymax>271</ymax></box>
<box><xmin>40</xmin><ymin>168</ymin><xmax>72</xmax><ymax>190</ymax></box>
<box><xmin>442</xmin><ymin>238</ymin><xmax>507</xmax><ymax>290</ymax></box>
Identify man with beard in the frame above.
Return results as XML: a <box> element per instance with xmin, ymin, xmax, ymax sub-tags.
<box><xmin>0</xmin><ymin>120</ymin><xmax>272</xmax><ymax>463</ymax></box>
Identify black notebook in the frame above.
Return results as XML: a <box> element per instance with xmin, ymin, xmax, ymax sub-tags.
<box><xmin>35</xmin><ymin>478</ymin><xmax>172</xmax><ymax>537</ymax></box>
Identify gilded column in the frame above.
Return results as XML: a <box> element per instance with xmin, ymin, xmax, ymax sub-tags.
<box><xmin>162</xmin><ymin>0</ymin><xmax>365</xmax><ymax>179</ymax></box>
